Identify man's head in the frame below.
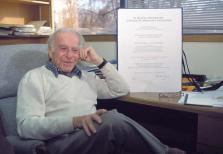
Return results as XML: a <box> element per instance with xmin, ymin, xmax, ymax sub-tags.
<box><xmin>48</xmin><ymin>28</ymin><xmax>85</xmax><ymax>73</ymax></box>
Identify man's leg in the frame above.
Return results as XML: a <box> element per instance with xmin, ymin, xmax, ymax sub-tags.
<box><xmin>46</xmin><ymin>123</ymin><xmax>118</xmax><ymax>154</ymax></box>
<box><xmin>47</xmin><ymin>110</ymin><xmax>183</xmax><ymax>154</ymax></box>
<box><xmin>100</xmin><ymin>110</ymin><xmax>169</xmax><ymax>154</ymax></box>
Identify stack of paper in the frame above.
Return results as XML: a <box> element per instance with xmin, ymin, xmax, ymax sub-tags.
<box><xmin>28</xmin><ymin>20</ymin><xmax>52</xmax><ymax>35</ymax></box>
<box><xmin>0</xmin><ymin>26</ymin><xmax>14</xmax><ymax>36</ymax></box>
<box><xmin>179</xmin><ymin>87</ymin><xmax>223</xmax><ymax>107</ymax></box>
<box><xmin>0</xmin><ymin>21</ymin><xmax>52</xmax><ymax>36</ymax></box>
<box><xmin>36</xmin><ymin>26</ymin><xmax>52</xmax><ymax>35</ymax></box>
<box><xmin>13</xmin><ymin>25</ymin><xmax>36</xmax><ymax>36</ymax></box>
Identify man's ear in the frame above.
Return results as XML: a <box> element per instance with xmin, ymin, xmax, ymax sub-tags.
<box><xmin>48</xmin><ymin>49</ymin><xmax>53</xmax><ymax>59</ymax></box>
<box><xmin>48</xmin><ymin>54</ymin><xmax>52</xmax><ymax>61</ymax></box>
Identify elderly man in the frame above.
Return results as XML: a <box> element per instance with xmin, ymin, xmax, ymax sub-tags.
<box><xmin>16</xmin><ymin>28</ymin><xmax>185</xmax><ymax>154</ymax></box>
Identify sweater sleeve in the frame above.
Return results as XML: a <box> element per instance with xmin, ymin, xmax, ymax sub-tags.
<box><xmin>16</xmin><ymin>70</ymin><xmax>74</xmax><ymax>140</ymax></box>
<box><xmin>93</xmin><ymin>63</ymin><xmax>130</xmax><ymax>99</ymax></box>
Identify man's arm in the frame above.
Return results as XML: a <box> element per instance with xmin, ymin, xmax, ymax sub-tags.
<box><xmin>80</xmin><ymin>46</ymin><xmax>130</xmax><ymax>99</ymax></box>
<box><xmin>95</xmin><ymin>62</ymin><xmax>130</xmax><ymax>98</ymax></box>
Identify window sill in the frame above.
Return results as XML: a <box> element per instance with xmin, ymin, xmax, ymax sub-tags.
<box><xmin>83</xmin><ymin>34</ymin><xmax>223</xmax><ymax>42</ymax></box>
<box><xmin>183</xmin><ymin>34</ymin><xmax>223</xmax><ymax>42</ymax></box>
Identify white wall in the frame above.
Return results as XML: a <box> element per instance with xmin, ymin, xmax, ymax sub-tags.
<box><xmin>89</xmin><ymin>42</ymin><xmax>117</xmax><ymax>61</ymax></box>
<box><xmin>88</xmin><ymin>41</ymin><xmax>223</xmax><ymax>80</ymax></box>
<box><xmin>183</xmin><ymin>42</ymin><xmax>223</xmax><ymax>79</ymax></box>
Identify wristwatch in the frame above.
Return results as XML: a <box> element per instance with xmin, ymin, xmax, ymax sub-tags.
<box><xmin>97</xmin><ymin>58</ymin><xmax>107</xmax><ymax>69</ymax></box>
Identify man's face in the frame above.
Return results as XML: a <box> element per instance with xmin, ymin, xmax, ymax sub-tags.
<box><xmin>49</xmin><ymin>32</ymin><xmax>80</xmax><ymax>73</ymax></box>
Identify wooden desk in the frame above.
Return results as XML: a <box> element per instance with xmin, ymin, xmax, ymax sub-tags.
<box><xmin>97</xmin><ymin>92</ymin><xmax>223</xmax><ymax>154</ymax></box>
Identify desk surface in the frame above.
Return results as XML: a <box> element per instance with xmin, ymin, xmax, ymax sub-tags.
<box><xmin>118</xmin><ymin>92</ymin><xmax>223</xmax><ymax>118</ymax></box>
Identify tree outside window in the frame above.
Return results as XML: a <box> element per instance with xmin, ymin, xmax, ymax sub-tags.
<box><xmin>54</xmin><ymin>0</ymin><xmax>120</xmax><ymax>34</ymax></box>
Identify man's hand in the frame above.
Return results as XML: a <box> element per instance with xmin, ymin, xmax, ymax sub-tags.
<box><xmin>80</xmin><ymin>46</ymin><xmax>103</xmax><ymax>65</ymax></box>
<box><xmin>72</xmin><ymin>109</ymin><xmax>107</xmax><ymax>136</ymax></box>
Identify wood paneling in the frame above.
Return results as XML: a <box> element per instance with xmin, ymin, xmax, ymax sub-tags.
<box><xmin>83</xmin><ymin>34</ymin><xmax>223</xmax><ymax>42</ymax></box>
<box><xmin>0</xmin><ymin>36</ymin><xmax>48</xmax><ymax>45</ymax></box>
<box><xmin>0</xmin><ymin>3</ymin><xmax>38</xmax><ymax>25</ymax></box>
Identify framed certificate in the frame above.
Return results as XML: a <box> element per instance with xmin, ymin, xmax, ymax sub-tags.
<box><xmin>118</xmin><ymin>8</ymin><xmax>182</xmax><ymax>92</ymax></box>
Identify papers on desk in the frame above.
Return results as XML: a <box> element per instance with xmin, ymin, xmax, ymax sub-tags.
<box><xmin>0</xmin><ymin>20</ymin><xmax>52</xmax><ymax>36</ymax></box>
<box><xmin>0</xmin><ymin>25</ymin><xmax>14</xmax><ymax>36</ymax></box>
<box><xmin>28</xmin><ymin>21</ymin><xmax>52</xmax><ymax>35</ymax></box>
<box><xmin>179</xmin><ymin>88</ymin><xmax>223</xmax><ymax>107</ymax></box>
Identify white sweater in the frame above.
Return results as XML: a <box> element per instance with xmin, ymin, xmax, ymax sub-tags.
<box><xmin>16</xmin><ymin>63</ymin><xmax>129</xmax><ymax>140</ymax></box>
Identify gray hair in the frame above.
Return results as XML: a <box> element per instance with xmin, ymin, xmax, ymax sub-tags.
<box><xmin>48</xmin><ymin>28</ymin><xmax>85</xmax><ymax>50</ymax></box>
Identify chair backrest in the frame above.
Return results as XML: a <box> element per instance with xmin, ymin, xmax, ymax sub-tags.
<box><xmin>0</xmin><ymin>44</ymin><xmax>48</xmax><ymax>99</ymax></box>
<box><xmin>0</xmin><ymin>44</ymin><xmax>48</xmax><ymax>136</ymax></box>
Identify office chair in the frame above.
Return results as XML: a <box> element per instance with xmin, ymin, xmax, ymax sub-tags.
<box><xmin>0</xmin><ymin>44</ymin><xmax>49</xmax><ymax>154</ymax></box>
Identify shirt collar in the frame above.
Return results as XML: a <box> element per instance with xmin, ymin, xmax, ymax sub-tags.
<box><xmin>45</xmin><ymin>60</ymin><xmax>82</xmax><ymax>78</ymax></box>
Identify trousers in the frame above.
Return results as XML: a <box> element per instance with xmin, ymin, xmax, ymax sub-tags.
<box><xmin>46</xmin><ymin>110</ymin><xmax>168</xmax><ymax>154</ymax></box>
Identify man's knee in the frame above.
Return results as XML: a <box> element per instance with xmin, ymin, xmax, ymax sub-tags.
<box><xmin>99</xmin><ymin>110</ymin><xmax>129</xmax><ymax>134</ymax></box>
<box><xmin>102</xmin><ymin>110</ymin><xmax>124</xmax><ymax>124</ymax></box>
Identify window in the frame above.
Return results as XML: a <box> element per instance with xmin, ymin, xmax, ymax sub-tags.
<box><xmin>53</xmin><ymin>0</ymin><xmax>120</xmax><ymax>34</ymax></box>
<box><xmin>124</xmin><ymin>0</ymin><xmax>223</xmax><ymax>34</ymax></box>
<box><xmin>53</xmin><ymin>0</ymin><xmax>223</xmax><ymax>41</ymax></box>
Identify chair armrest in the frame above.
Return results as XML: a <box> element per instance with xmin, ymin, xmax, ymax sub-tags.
<box><xmin>6</xmin><ymin>135</ymin><xmax>45</xmax><ymax>154</ymax></box>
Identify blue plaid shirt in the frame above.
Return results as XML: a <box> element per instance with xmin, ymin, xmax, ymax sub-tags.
<box><xmin>45</xmin><ymin>61</ymin><xmax>82</xmax><ymax>78</ymax></box>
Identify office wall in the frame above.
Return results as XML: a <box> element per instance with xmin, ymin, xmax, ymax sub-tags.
<box><xmin>89</xmin><ymin>41</ymin><xmax>223</xmax><ymax>80</ymax></box>
<box><xmin>183</xmin><ymin>42</ymin><xmax>223</xmax><ymax>80</ymax></box>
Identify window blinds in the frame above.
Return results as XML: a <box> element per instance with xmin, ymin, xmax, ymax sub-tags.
<box><xmin>124</xmin><ymin>0</ymin><xmax>223</xmax><ymax>34</ymax></box>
